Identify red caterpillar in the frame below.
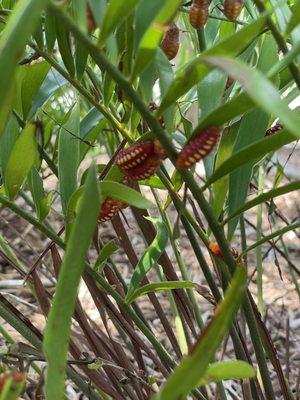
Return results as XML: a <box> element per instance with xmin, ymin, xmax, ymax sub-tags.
<box><xmin>98</xmin><ymin>197</ymin><xmax>128</xmax><ymax>223</ymax></box>
<box><xmin>86</xmin><ymin>4</ymin><xmax>97</xmax><ymax>31</ymax></box>
<box><xmin>161</xmin><ymin>23</ymin><xmax>180</xmax><ymax>61</ymax></box>
<box><xmin>189</xmin><ymin>0</ymin><xmax>210</xmax><ymax>29</ymax></box>
<box><xmin>116</xmin><ymin>141</ymin><xmax>165</xmax><ymax>180</ymax></box>
<box><xmin>209</xmin><ymin>242</ymin><xmax>239</xmax><ymax>259</ymax></box>
<box><xmin>224</xmin><ymin>0</ymin><xmax>243</xmax><ymax>20</ymax></box>
<box><xmin>175</xmin><ymin>126</ymin><xmax>220</xmax><ymax>169</ymax></box>
<box><xmin>265</xmin><ymin>121</ymin><xmax>282</xmax><ymax>137</ymax></box>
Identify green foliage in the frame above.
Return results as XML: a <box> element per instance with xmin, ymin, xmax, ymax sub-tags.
<box><xmin>0</xmin><ymin>0</ymin><xmax>299</xmax><ymax>399</ymax></box>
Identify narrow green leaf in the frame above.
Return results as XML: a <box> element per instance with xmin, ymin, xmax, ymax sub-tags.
<box><xmin>19</xmin><ymin>61</ymin><xmax>50</xmax><ymax>119</ymax></box>
<box><xmin>212</xmin><ymin>124</ymin><xmax>239</xmax><ymax>218</ymax></box>
<box><xmin>158</xmin><ymin>266</ymin><xmax>247</xmax><ymax>399</ymax></box>
<box><xmin>38</xmin><ymin>191</ymin><xmax>53</xmax><ymax>222</ymax></box>
<box><xmin>44</xmin><ymin>165</ymin><xmax>100</xmax><ymax>400</ymax></box>
<box><xmin>56</xmin><ymin>19</ymin><xmax>75</xmax><ymax>76</ymax></box>
<box><xmin>205</xmin><ymin>130</ymin><xmax>295</xmax><ymax>188</ymax></box>
<box><xmin>126</xmin><ymin>217</ymin><xmax>168</xmax><ymax>301</ymax></box>
<box><xmin>224</xmin><ymin>181</ymin><xmax>300</xmax><ymax>225</ymax></box>
<box><xmin>0</xmin><ymin>0</ymin><xmax>50</xmax><ymax>134</ymax></box>
<box><xmin>0</xmin><ymin>83</ymin><xmax>15</xmax><ymax>139</ymax></box>
<box><xmin>202</xmin><ymin>55</ymin><xmax>300</xmax><ymax>140</ymax></box>
<box><xmin>58</xmin><ymin>104</ymin><xmax>80</xmax><ymax>214</ymax></box>
<box><xmin>45</xmin><ymin>8</ymin><xmax>56</xmax><ymax>51</ymax></box>
<box><xmin>134</xmin><ymin>0</ymin><xmax>164</xmax><ymax>46</ymax></box>
<box><xmin>126</xmin><ymin>281</ymin><xmax>195</xmax><ymax>304</ymax></box>
<box><xmin>88</xmin><ymin>0</ymin><xmax>107</xmax><ymax>28</ymax></box>
<box><xmin>197</xmin><ymin>361</ymin><xmax>255</xmax><ymax>387</ymax></box>
<box><xmin>285</xmin><ymin>0</ymin><xmax>300</xmax><ymax>35</ymax></box>
<box><xmin>0</xmin><ymin>116</ymin><xmax>20</xmax><ymax>181</ymax></box>
<box><xmin>100</xmin><ymin>0</ymin><xmax>141</xmax><ymax>44</ymax></box>
<box><xmin>99</xmin><ymin>181</ymin><xmax>154</xmax><ymax>209</ymax></box>
<box><xmin>94</xmin><ymin>240</ymin><xmax>118</xmax><ymax>272</ymax></box>
<box><xmin>5</xmin><ymin>123</ymin><xmax>38</xmax><ymax>200</ymax></box>
<box><xmin>131</xmin><ymin>0</ymin><xmax>181</xmax><ymax>79</ymax></box>
<box><xmin>158</xmin><ymin>15</ymin><xmax>267</xmax><ymax>113</ymax></box>
<box><xmin>28</xmin><ymin>167</ymin><xmax>45</xmax><ymax>220</ymax></box>
<box><xmin>75</xmin><ymin>41</ymin><xmax>89</xmax><ymax>80</ymax></box>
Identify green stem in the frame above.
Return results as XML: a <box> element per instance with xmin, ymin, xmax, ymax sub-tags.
<box><xmin>197</xmin><ymin>29</ymin><xmax>206</xmax><ymax>52</ymax></box>
<box><xmin>152</xmin><ymin>187</ymin><xmax>204</xmax><ymax>330</ymax></box>
<box><xmin>256</xmin><ymin>166</ymin><xmax>264</xmax><ymax>315</ymax></box>
<box><xmin>240</xmin><ymin>221</ymin><xmax>300</xmax><ymax>260</ymax></box>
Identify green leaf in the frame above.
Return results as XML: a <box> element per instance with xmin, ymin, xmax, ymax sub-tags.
<box><xmin>204</xmin><ymin>130</ymin><xmax>295</xmax><ymax>188</ymax></box>
<box><xmin>285</xmin><ymin>0</ymin><xmax>300</xmax><ymax>35</ymax></box>
<box><xmin>125</xmin><ymin>217</ymin><xmax>168</xmax><ymax>301</ymax></box>
<box><xmin>126</xmin><ymin>281</ymin><xmax>195</xmax><ymax>304</ymax></box>
<box><xmin>58</xmin><ymin>104</ymin><xmax>80</xmax><ymax>214</ymax></box>
<box><xmin>100</xmin><ymin>0</ymin><xmax>141</xmax><ymax>44</ymax></box>
<box><xmin>156</xmin><ymin>48</ymin><xmax>175</xmax><ymax>132</ymax></box>
<box><xmin>44</xmin><ymin>165</ymin><xmax>101</xmax><ymax>400</ymax></box>
<box><xmin>88</xmin><ymin>0</ymin><xmax>107</xmax><ymax>28</ymax></box>
<box><xmin>28</xmin><ymin>167</ymin><xmax>52</xmax><ymax>222</ymax></box>
<box><xmin>212</xmin><ymin>123</ymin><xmax>239</xmax><ymax>218</ymax></box>
<box><xmin>131</xmin><ymin>0</ymin><xmax>181</xmax><ymax>79</ymax></box>
<box><xmin>94</xmin><ymin>239</ymin><xmax>118</xmax><ymax>272</ymax></box>
<box><xmin>134</xmin><ymin>0</ymin><xmax>164</xmax><ymax>46</ymax></box>
<box><xmin>0</xmin><ymin>0</ymin><xmax>50</xmax><ymax>135</ymax></box>
<box><xmin>158</xmin><ymin>266</ymin><xmax>247</xmax><ymax>399</ymax></box>
<box><xmin>5</xmin><ymin>123</ymin><xmax>38</xmax><ymax>200</ymax></box>
<box><xmin>223</xmin><ymin>181</ymin><xmax>300</xmax><ymax>225</ymax></box>
<box><xmin>0</xmin><ymin>116</ymin><xmax>20</xmax><ymax>181</ymax></box>
<box><xmin>56</xmin><ymin>19</ymin><xmax>75</xmax><ymax>76</ymax></box>
<box><xmin>202</xmin><ymin>55</ymin><xmax>300</xmax><ymax>140</ymax></box>
<box><xmin>99</xmin><ymin>181</ymin><xmax>154</xmax><ymax>209</ymax></box>
<box><xmin>19</xmin><ymin>61</ymin><xmax>50</xmax><ymax>119</ymax></box>
<box><xmin>158</xmin><ymin>14</ymin><xmax>267</xmax><ymax>113</ymax></box>
<box><xmin>197</xmin><ymin>360</ymin><xmax>255</xmax><ymax>387</ymax></box>
<box><xmin>75</xmin><ymin>41</ymin><xmax>89</xmax><ymax>80</ymax></box>
<box><xmin>38</xmin><ymin>191</ymin><xmax>53</xmax><ymax>222</ymax></box>
<box><xmin>45</xmin><ymin>8</ymin><xmax>56</xmax><ymax>51</ymax></box>
<box><xmin>0</xmin><ymin>81</ymin><xmax>16</xmax><ymax>140</ymax></box>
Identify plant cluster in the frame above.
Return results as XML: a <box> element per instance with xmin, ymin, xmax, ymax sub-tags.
<box><xmin>0</xmin><ymin>0</ymin><xmax>299</xmax><ymax>399</ymax></box>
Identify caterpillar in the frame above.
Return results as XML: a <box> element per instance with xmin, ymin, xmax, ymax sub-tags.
<box><xmin>116</xmin><ymin>141</ymin><xmax>165</xmax><ymax>180</ymax></box>
<box><xmin>223</xmin><ymin>0</ymin><xmax>243</xmax><ymax>20</ymax></box>
<box><xmin>189</xmin><ymin>0</ymin><xmax>210</xmax><ymax>29</ymax></box>
<box><xmin>161</xmin><ymin>23</ymin><xmax>180</xmax><ymax>61</ymax></box>
<box><xmin>175</xmin><ymin>126</ymin><xmax>220</xmax><ymax>169</ymax></box>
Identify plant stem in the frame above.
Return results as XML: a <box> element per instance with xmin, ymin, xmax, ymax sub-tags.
<box><xmin>256</xmin><ymin>166</ymin><xmax>264</xmax><ymax>315</ymax></box>
<box><xmin>240</xmin><ymin>221</ymin><xmax>300</xmax><ymax>260</ymax></box>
